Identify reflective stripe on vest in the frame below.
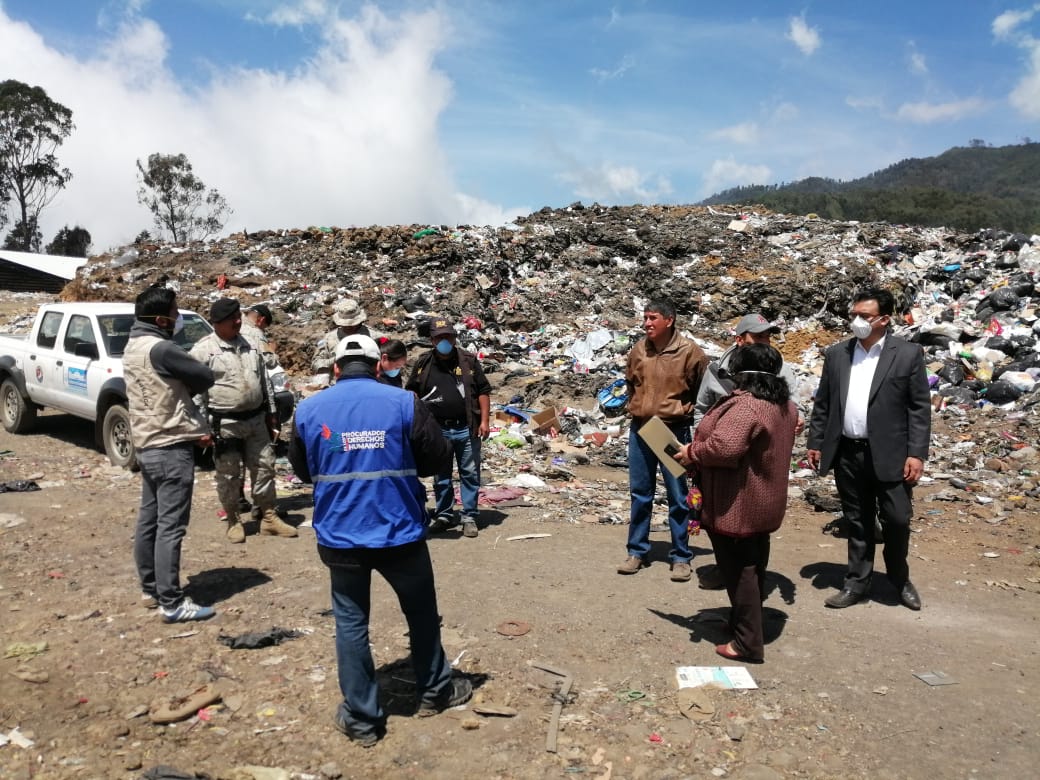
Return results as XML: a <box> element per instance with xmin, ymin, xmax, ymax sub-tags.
<box><xmin>313</xmin><ymin>468</ymin><xmax>418</xmax><ymax>483</ymax></box>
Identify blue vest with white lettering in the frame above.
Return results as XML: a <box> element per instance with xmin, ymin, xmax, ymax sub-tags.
<box><xmin>294</xmin><ymin>376</ymin><xmax>426</xmax><ymax>549</ymax></box>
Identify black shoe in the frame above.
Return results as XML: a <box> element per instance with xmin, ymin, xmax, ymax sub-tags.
<box><xmin>333</xmin><ymin>712</ymin><xmax>383</xmax><ymax>747</ymax></box>
<box><xmin>417</xmin><ymin>676</ymin><xmax>473</xmax><ymax>717</ymax></box>
<box><xmin>825</xmin><ymin>588</ymin><xmax>865</xmax><ymax>609</ymax></box>
<box><xmin>697</xmin><ymin>565</ymin><xmax>726</xmax><ymax>590</ymax></box>
<box><xmin>900</xmin><ymin>581</ymin><xmax>922</xmax><ymax>611</ymax></box>
<box><xmin>428</xmin><ymin>517</ymin><xmax>456</xmax><ymax>533</ymax></box>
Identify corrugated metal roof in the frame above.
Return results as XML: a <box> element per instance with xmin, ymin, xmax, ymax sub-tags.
<box><xmin>0</xmin><ymin>249</ymin><xmax>88</xmax><ymax>280</ymax></box>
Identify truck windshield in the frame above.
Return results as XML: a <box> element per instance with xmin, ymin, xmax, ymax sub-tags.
<box><xmin>98</xmin><ymin>313</ymin><xmax>213</xmax><ymax>356</ymax></box>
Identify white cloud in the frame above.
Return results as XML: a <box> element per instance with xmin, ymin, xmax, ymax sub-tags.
<box><xmin>991</xmin><ymin>5</ymin><xmax>1040</xmax><ymax>119</ymax></box>
<box><xmin>0</xmin><ymin>4</ymin><xmax>503</xmax><ymax>252</ymax></box>
<box><xmin>908</xmin><ymin>44</ymin><xmax>928</xmax><ymax>76</ymax></box>
<box><xmin>786</xmin><ymin>14</ymin><xmax>821</xmax><ymax>56</ymax></box>
<box><xmin>709</xmin><ymin>122</ymin><xmax>759</xmax><ymax>145</ymax></box>
<box><xmin>701</xmin><ymin>158</ymin><xmax>772</xmax><ymax>198</ymax></box>
<box><xmin>559</xmin><ymin>162</ymin><xmax>672</xmax><ymax>203</ymax></box>
<box><xmin>770</xmin><ymin>102</ymin><xmax>798</xmax><ymax>122</ymax></box>
<box><xmin>590</xmin><ymin>55</ymin><xmax>635</xmax><ymax>82</ymax></box>
<box><xmin>248</xmin><ymin>0</ymin><xmax>333</xmax><ymax>27</ymax></box>
<box><xmin>1009</xmin><ymin>41</ymin><xmax>1040</xmax><ymax>117</ymax></box>
<box><xmin>894</xmin><ymin>97</ymin><xmax>987</xmax><ymax>123</ymax></box>
<box><xmin>992</xmin><ymin>5</ymin><xmax>1040</xmax><ymax>39</ymax></box>
<box><xmin>846</xmin><ymin>95</ymin><xmax>885</xmax><ymax>112</ymax></box>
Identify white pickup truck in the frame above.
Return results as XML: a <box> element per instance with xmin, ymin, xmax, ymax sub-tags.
<box><xmin>0</xmin><ymin>302</ymin><xmax>215</xmax><ymax>468</ymax></box>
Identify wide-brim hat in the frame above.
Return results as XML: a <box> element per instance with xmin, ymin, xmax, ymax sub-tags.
<box><xmin>333</xmin><ymin>298</ymin><xmax>366</xmax><ymax>327</ymax></box>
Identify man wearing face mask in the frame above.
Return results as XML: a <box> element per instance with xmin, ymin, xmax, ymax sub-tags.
<box><xmin>124</xmin><ymin>284</ymin><xmax>216</xmax><ymax>623</ymax></box>
<box><xmin>406</xmin><ymin>317</ymin><xmax>491</xmax><ymax>539</ymax></box>
<box><xmin>376</xmin><ymin>338</ymin><xmax>408</xmax><ymax>388</ymax></box>
<box><xmin>807</xmin><ymin>288</ymin><xmax>931</xmax><ymax>611</ymax></box>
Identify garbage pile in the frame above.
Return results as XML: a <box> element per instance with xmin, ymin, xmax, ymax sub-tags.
<box><xmin>49</xmin><ymin>204</ymin><xmax>1040</xmax><ymax>519</ymax></box>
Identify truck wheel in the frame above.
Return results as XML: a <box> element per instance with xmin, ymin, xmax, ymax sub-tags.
<box><xmin>1</xmin><ymin>379</ymin><xmax>37</xmax><ymax>434</ymax></box>
<box><xmin>102</xmin><ymin>404</ymin><xmax>137</xmax><ymax>469</ymax></box>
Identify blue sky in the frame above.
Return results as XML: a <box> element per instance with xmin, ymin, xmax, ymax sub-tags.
<box><xmin>1</xmin><ymin>0</ymin><xmax>1038</xmax><ymax>253</ymax></box>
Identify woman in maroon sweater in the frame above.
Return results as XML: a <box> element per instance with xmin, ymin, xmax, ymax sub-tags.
<box><xmin>676</xmin><ymin>344</ymin><xmax>797</xmax><ymax>662</ymax></box>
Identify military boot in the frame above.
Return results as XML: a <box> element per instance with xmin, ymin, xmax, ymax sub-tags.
<box><xmin>226</xmin><ymin>514</ymin><xmax>246</xmax><ymax>544</ymax></box>
<box><xmin>260</xmin><ymin>509</ymin><xmax>298</xmax><ymax>538</ymax></box>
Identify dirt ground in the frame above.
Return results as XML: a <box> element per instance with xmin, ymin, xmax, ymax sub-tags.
<box><xmin>1</xmin><ymin>398</ymin><xmax>1038</xmax><ymax>780</ymax></box>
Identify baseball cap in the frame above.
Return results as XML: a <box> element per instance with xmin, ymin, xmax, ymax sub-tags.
<box><xmin>249</xmin><ymin>303</ymin><xmax>274</xmax><ymax>324</ymax></box>
<box><xmin>735</xmin><ymin>313</ymin><xmax>780</xmax><ymax>335</ymax></box>
<box><xmin>335</xmin><ymin>334</ymin><xmax>380</xmax><ymax>362</ymax></box>
<box><xmin>332</xmin><ymin>298</ymin><xmax>366</xmax><ymax>327</ymax></box>
<box><xmin>430</xmin><ymin>317</ymin><xmax>455</xmax><ymax>338</ymax></box>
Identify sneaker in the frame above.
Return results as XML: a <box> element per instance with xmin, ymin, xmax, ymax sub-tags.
<box><xmin>616</xmin><ymin>555</ymin><xmax>644</xmax><ymax>575</ymax></box>
<box><xmin>161</xmin><ymin>597</ymin><xmax>215</xmax><ymax>624</ymax></box>
<box><xmin>462</xmin><ymin>521</ymin><xmax>479</xmax><ymax>538</ymax></box>
<box><xmin>670</xmin><ymin>561</ymin><xmax>692</xmax><ymax>582</ymax></box>
<box><xmin>428</xmin><ymin>517</ymin><xmax>456</xmax><ymax>533</ymax></box>
<box><xmin>141</xmin><ymin>593</ymin><xmax>158</xmax><ymax>610</ymax></box>
<box><xmin>333</xmin><ymin>712</ymin><xmax>383</xmax><ymax>747</ymax></box>
<box><xmin>417</xmin><ymin>676</ymin><xmax>473</xmax><ymax>717</ymax></box>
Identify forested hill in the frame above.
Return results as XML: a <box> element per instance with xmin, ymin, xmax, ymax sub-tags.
<box><xmin>699</xmin><ymin>143</ymin><xmax>1040</xmax><ymax>234</ymax></box>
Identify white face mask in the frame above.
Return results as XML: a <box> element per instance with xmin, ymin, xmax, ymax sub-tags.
<box><xmin>173</xmin><ymin>314</ymin><xmax>185</xmax><ymax>336</ymax></box>
<box><xmin>850</xmin><ymin>316</ymin><xmax>873</xmax><ymax>340</ymax></box>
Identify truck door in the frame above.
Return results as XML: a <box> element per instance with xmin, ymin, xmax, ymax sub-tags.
<box><xmin>56</xmin><ymin>314</ymin><xmax>103</xmax><ymax>418</ymax></box>
<box><xmin>28</xmin><ymin>310</ymin><xmax>65</xmax><ymax>406</ymax></box>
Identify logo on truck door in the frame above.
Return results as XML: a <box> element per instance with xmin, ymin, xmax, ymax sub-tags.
<box><xmin>66</xmin><ymin>367</ymin><xmax>88</xmax><ymax>395</ymax></box>
<box><xmin>35</xmin><ymin>366</ymin><xmax>43</xmax><ymax>382</ymax></box>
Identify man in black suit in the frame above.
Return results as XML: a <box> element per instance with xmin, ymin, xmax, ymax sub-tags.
<box><xmin>807</xmin><ymin>288</ymin><xmax>931</xmax><ymax>610</ymax></box>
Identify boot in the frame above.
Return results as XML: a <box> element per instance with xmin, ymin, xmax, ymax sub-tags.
<box><xmin>260</xmin><ymin>508</ymin><xmax>298</xmax><ymax>538</ymax></box>
<box><xmin>226</xmin><ymin>514</ymin><xmax>246</xmax><ymax>544</ymax></box>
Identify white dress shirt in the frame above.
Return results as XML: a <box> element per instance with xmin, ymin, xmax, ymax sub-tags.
<box><xmin>842</xmin><ymin>335</ymin><xmax>886</xmax><ymax>438</ymax></box>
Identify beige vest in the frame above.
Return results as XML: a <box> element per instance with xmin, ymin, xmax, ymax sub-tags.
<box><xmin>124</xmin><ymin>335</ymin><xmax>210</xmax><ymax>450</ymax></box>
<box><xmin>190</xmin><ymin>333</ymin><xmax>265</xmax><ymax>413</ymax></box>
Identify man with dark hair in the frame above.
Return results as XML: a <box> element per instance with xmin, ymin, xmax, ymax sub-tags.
<box><xmin>618</xmin><ymin>299</ymin><xmax>709</xmax><ymax>581</ymax></box>
<box><xmin>405</xmin><ymin>317</ymin><xmax>491</xmax><ymax>539</ymax></box>
<box><xmin>191</xmin><ymin>298</ymin><xmax>297</xmax><ymax>543</ymax></box>
<box><xmin>125</xmin><ymin>285</ymin><xmax>216</xmax><ymax>623</ymax></box>
<box><xmin>289</xmin><ymin>334</ymin><xmax>471</xmax><ymax>747</ymax></box>
<box><xmin>807</xmin><ymin>287</ymin><xmax>931</xmax><ymax>610</ymax></box>
<box><xmin>242</xmin><ymin>304</ymin><xmax>277</xmax><ymax>367</ymax></box>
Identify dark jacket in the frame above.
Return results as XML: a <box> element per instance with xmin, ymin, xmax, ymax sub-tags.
<box><xmin>807</xmin><ymin>334</ymin><xmax>931</xmax><ymax>482</ymax></box>
<box><xmin>405</xmin><ymin>347</ymin><xmax>490</xmax><ymax>433</ymax></box>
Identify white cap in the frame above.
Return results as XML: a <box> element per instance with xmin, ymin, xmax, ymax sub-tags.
<box><xmin>335</xmin><ymin>334</ymin><xmax>380</xmax><ymax>363</ymax></box>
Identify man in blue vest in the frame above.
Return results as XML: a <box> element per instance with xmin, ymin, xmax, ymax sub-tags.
<box><xmin>288</xmin><ymin>334</ymin><xmax>472</xmax><ymax>747</ymax></box>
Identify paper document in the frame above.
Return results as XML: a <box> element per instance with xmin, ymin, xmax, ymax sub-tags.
<box><xmin>636</xmin><ymin>416</ymin><xmax>687</xmax><ymax>478</ymax></box>
<box><xmin>676</xmin><ymin>666</ymin><xmax>758</xmax><ymax>690</ymax></box>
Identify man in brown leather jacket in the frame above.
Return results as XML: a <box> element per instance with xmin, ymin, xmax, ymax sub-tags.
<box><xmin>618</xmin><ymin>299</ymin><xmax>708</xmax><ymax>582</ymax></box>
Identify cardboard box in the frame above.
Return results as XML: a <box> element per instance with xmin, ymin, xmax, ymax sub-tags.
<box><xmin>530</xmin><ymin>406</ymin><xmax>561</xmax><ymax>435</ymax></box>
<box><xmin>636</xmin><ymin>416</ymin><xmax>686</xmax><ymax>478</ymax></box>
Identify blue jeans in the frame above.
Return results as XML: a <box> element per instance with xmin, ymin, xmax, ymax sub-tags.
<box><xmin>326</xmin><ymin>541</ymin><xmax>453</xmax><ymax>735</ymax></box>
<box><xmin>627</xmin><ymin>422</ymin><xmax>692</xmax><ymax>564</ymax></box>
<box><xmin>433</xmin><ymin>426</ymin><xmax>481</xmax><ymax>523</ymax></box>
<box><xmin>133</xmin><ymin>443</ymin><xmax>196</xmax><ymax>609</ymax></box>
